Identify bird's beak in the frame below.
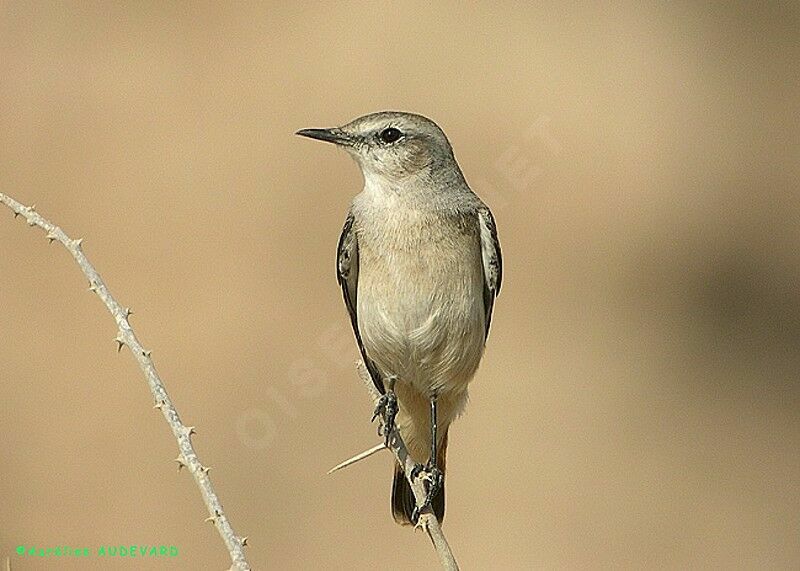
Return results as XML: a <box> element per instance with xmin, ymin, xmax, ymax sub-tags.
<box><xmin>295</xmin><ymin>128</ymin><xmax>353</xmax><ymax>146</ymax></box>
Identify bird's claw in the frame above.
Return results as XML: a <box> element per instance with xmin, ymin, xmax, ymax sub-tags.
<box><xmin>372</xmin><ymin>390</ymin><xmax>398</xmax><ymax>446</ymax></box>
<box><xmin>409</xmin><ymin>459</ymin><xmax>444</xmax><ymax>524</ymax></box>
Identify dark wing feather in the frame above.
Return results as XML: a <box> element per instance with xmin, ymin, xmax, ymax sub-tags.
<box><xmin>478</xmin><ymin>207</ymin><xmax>502</xmax><ymax>339</ymax></box>
<box><xmin>337</xmin><ymin>212</ymin><xmax>385</xmax><ymax>395</ymax></box>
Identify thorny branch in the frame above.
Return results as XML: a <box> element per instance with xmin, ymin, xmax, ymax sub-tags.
<box><xmin>0</xmin><ymin>193</ymin><xmax>250</xmax><ymax>571</ymax></box>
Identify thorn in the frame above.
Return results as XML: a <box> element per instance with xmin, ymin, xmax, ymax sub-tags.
<box><xmin>114</xmin><ymin>336</ymin><xmax>125</xmax><ymax>352</ymax></box>
<box><xmin>46</xmin><ymin>232</ymin><xmax>57</xmax><ymax>244</ymax></box>
<box><xmin>13</xmin><ymin>211</ymin><xmax>20</xmax><ymax>219</ymax></box>
<box><xmin>88</xmin><ymin>281</ymin><xmax>97</xmax><ymax>292</ymax></box>
<box><xmin>29</xmin><ymin>204</ymin><xmax>36</xmax><ymax>211</ymax></box>
<box><xmin>204</xmin><ymin>515</ymin><xmax>216</xmax><ymax>524</ymax></box>
<box><xmin>201</xmin><ymin>465</ymin><xmax>211</xmax><ymax>475</ymax></box>
<box><xmin>241</xmin><ymin>537</ymin><xmax>249</xmax><ymax>547</ymax></box>
<box><xmin>142</xmin><ymin>349</ymin><xmax>152</xmax><ymax>358</ymax></box>
<box><xmin>327</xmin><ymin>442</ymin><xmax>387</xmax><ymax>474</ymax></box>
<box><xmin>184</xmin><ymin>426</ymin><xmax>196</xmax><ymax>436</ymax></box>
<box><xmin>174</xmin><ymin>456</ymin><xmax>186</xmax><ymax>472</ymax></box>
<box><xmin>27</xmin><ymin>218</ymin><xmax>36</xmax><ymax>227</ymax></box>
<box><xmin>125</xmin><ymin>307</ymin><xmax>133</xmax><ymax>318</ymax></box>
<box><xmin>153</xmin><ymin>400</ymin><xmax>164</xmax><ymax>410</ymax></box>
<box><xmin>72</xmin><ymin>238</ymin><xmax>83</xmax><ymax>248</ymax></box>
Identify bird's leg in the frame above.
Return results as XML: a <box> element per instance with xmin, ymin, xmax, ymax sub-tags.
<box><xmin>371</xmin><ymin>376</ymin><xmax>398</xmax><ymax>447</ymax></box>
<box><xmin>410</xmin><ymin>395</ymin><xmax>444</xmax><ymax>523</ymax></box>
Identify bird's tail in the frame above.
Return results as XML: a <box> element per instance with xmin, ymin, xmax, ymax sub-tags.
<box><xmin>391</xmin><ymin>430</ymin><xmax>448</xmax><ymax>525</ymax></box>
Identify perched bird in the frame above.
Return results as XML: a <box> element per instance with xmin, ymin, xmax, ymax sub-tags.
<box><xmin>297</xmin><ymin>111</ymin><xmax>502</xmax><ymax>525</ymax></box>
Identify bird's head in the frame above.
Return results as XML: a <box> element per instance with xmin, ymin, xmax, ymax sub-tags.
<box><xmin>297</xmin><ymin>111</ymin><xmax>457</xmax><ymax>183</ymax></box>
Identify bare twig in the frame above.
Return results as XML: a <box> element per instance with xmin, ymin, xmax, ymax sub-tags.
<box><xmin>0</xmin><ymin>193</ymin><xmax>251</xmax><ymax>571</ymax></box>
<box><xmin>355</xmin><ymin>362</ymin><xmax>460</xmax><ymax>571</ymax></box>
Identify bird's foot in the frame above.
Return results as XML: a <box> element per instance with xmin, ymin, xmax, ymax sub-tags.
<box><xmin>371</xmin><ymin>390</ymin><xmax>398</xmax><ymax>446</ymax></box>
<box><xmin>409</xmin><ymin>459</ymin><xmax>444</xmax><ymax>524</ymax></box>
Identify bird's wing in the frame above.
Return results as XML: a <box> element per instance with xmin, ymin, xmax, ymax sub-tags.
<box><xmin>478</xmin><ymin>207</ymin><xmax>503</xmax><ymax>339</ymax></box>
<box><xmin>337</xmin><ymin>211</ymin><xmax>385</xmax><ymax>395</ymax></box>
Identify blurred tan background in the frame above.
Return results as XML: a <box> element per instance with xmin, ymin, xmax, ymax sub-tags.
<box><xmin>1</xmin><ymin>2</ymin><xmax>798</xmax><ymax>569</ymax></box>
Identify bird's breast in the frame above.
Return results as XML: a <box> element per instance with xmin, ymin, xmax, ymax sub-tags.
<box><xmin>354</xmin><ymin>206</ymin><xmax>486</xmax><ymax>395</ymax></box>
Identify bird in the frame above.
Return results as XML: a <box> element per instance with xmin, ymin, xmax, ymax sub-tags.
<box><xmin>297</xmin><ymin>111</ymin><xmax>502</xmax><ymax>525</ymax></box>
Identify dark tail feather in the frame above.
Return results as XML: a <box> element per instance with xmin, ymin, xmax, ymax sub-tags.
<box><xmin>391</xmin><ymin>431</ymin><xmax>448</xmax><ymax>525</ymax></box>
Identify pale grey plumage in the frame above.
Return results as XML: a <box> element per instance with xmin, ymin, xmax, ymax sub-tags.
<box><xmin>299</xmin><ymin>111</ymin><xmax>502</xmax><ymax>525</ymax></box>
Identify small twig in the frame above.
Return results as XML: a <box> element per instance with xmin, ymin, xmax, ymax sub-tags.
<box><xmin>327</xmin><ymin>442</ymin><xmax>386</xmax><ymax>474</ymax></box>
<box><xmin>356</xmin><ymin>362</ymin><xmax>460</xmax><ymax>571</ymax></box>
<box><xmin>0</xmin><ymin>193</ymin><xmax>251</xmax><ymax>571</ymax></box>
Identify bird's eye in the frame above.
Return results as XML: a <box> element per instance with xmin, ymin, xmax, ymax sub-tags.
<box><xmin>378</xmin><ymin>127</ymin><xmax>402</xmax><ymax>144</ymax></box>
